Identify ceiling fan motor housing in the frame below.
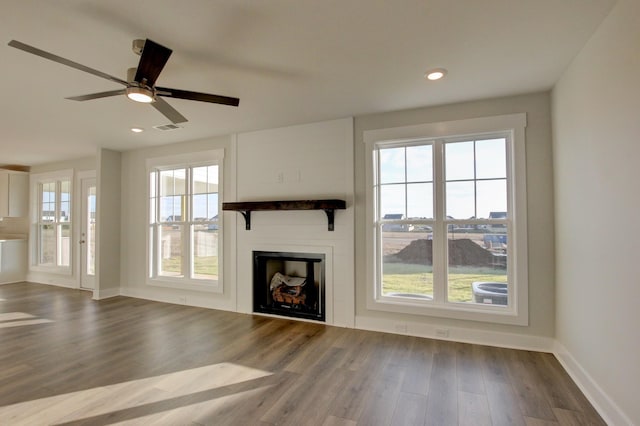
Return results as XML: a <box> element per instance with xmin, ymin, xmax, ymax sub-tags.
<box><xmin>132</xmin><ymin>39</ymin><xmax>145</xmax><ymax>56</ymax></box>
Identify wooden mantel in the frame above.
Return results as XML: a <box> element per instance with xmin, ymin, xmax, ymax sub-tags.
<box><xmin>222</xmin><ymin>199</ymin><xmax>346</xmax><ymax>231</ymax></box>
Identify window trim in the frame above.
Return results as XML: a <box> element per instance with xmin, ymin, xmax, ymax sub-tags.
<box><xmin>146</xmin><ymin>150</ymin><xmax>224</xmax><ymax>293</ymax></box>
<box><xmin>364</xmin><ymin>114</ymin><xmax>528</xmax><ymax>325</ymax></box>
<box><xmin>29</xmin><ymin>169</ymin><xmax>74</xmax><ymax>275</ymax></box>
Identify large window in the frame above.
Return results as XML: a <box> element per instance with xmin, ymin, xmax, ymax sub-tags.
<box><xmin>147</xmin><ymin>151</ymin><xmax>223</xmax><ymax>291</ymax></box>
<box><xmin>32</xmin><ymin>171</ymin><xmax>72</xmax><ymax>273</ymax></box>
<box><xmin>365</xmin><ymin>114</ymin><xmax>528</xmax><ymax>325</ymax></box>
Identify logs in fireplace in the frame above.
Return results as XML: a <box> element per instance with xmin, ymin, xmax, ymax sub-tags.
<box><xmin>253</xmin><ymin>251</ymin><xmax>325</xmax><ymax>322</ymax></box>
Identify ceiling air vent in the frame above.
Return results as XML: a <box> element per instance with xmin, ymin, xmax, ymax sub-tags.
<box><xmin>153</xmin><ymin>123</ymin><xmax>182</xmax><ymax>131</ymax></box>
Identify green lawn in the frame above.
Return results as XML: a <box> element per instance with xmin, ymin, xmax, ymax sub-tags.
<box><xmin>161</xmin><ymin>256</ymin><xmax>218</xmax><ymax>278</ymax></box>
<box><xmin>382</xmin><ymin>262</ymin><xmax>506</xmax><ymax>302</ymax></box>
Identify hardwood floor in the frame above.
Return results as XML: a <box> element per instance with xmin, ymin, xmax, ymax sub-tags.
<box><xmin>0</xmin><ymin>283</ymin><xmax>605</xmax><ymax>426</ymax></box>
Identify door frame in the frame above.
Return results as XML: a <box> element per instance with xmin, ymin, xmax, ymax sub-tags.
<box><xmin>76</xmin><ymin>170</ymin><xmax>96</xmax><ymax>290</ymax></box>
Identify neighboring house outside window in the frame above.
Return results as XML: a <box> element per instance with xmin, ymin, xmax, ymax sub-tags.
<box><xmin>31</xmin><ymin>170</ymin><xmax>73</xmax><ymax>273</ymax></box>
<box><xmin>364</xmin><ymin>114</ymin><xmax>528</xmax><ymax>325</ymax></box>
<box><xmin>147</xmin><ymin>150</ymin><xmax>224</xmax><ymax>292</ymax></box>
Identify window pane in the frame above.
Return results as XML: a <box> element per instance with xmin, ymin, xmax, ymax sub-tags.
<box><xmin>209</xmin><ymin>193</ymin><xmax>219</xmax><ymax>220</ymax></box>
<box><xmin>192</xmin><ymin>165</ymin><xmax>219</xmax><ymax>220</ymax></box>
<box><xmin>380</xmin><ymin>184</ymin><xmax>405</xmax><ymax>219</ymax></box>
<box><xmin>87</xmin><ymin>191</ymin><xmax>96</xmax><ymax>276</ymax></box>
<box><xmin>476</xmin><ymin>179</ymin><xmax>507</xmax><ymax>219</ymax></box>
<box><xmin>192</xmin><ymin>224</ymin><xmax>218</xmax><ymax>280</ymax></box>
<box><xmin>406</xmin><ymin>183</ymin><xmax>433</xmax><ymax>219</ymax></box>
<box><xmin>379</xmin><ymin>147</ymin><xmax>405</xmax><ymax>184</ymax></box>
<box><xmin>381</xmin><ymin>226</ymin><xmax>433</xmax><ymax>299</ymax></box>
<box><xmin>446</xmin><ymin>181</ymin><xmax>475</xmax><ymax>219</ymax></box>
<box><xmin>150</xmin><ymin>171</ymin><xmax>156</xmax><ymax>198</ymax></box>
<box><xmin>160</xmin><ymin>195</ymin><xmax>183</xmax><ymax>221</ymax></box>
<box><xmin>193</xmin><ymin>194</ymin><xmax>208</xmax><ymax>220</ymax></box>
<box><xmin>406</xmin><ymin>145</ymin><xmax>432</xmax><ymax>182</ymax></box>
<box><xmin>60</xmin><ymin>201</ymin><xmax>70</xmax><ymax>222</ymax></box>
<box><xmin>42</xmin><ymin>182</ymin><xmax>55</xmax><ymax>203</ymax></box>
<box><xmin>150</xmin><ymin>198</ymin><xmax>156</xmax><ymax>224</ymax></box>
<box><xmin>58</xmin><ymin>224</ymin><xmax>71</xmax><ymax>267</ymax></box>
<box><xmin>446</xmin><ymin>233</ymin><xmax>507</xmax><ymax>305</ymax></box>
<box><xmin>39</xmin><ymin>224</ymin><xmax>55</xmax><ymax>265</ymax></box>
<box><xmin>159</xmin><ymin>224</ymin><xmax>183</xmax><ymax>277</ymax></box>
<box><xmin>41</xmin><ymin>182</ymin><xmax>55</xmax><ymax>221</ymax></box>
<box><xmin>476</xmin><ymin>138</ymin><xmax>506</xmax><ymax>179</ymax></box>
<box><xmin>160</xmin><ymin>169</ymin><xmax>186</xmax><ymax>196</ymax></box>
<box><xmin>445</xmin><ymin>141</ymin><xmax>474</xmax><ymax>181</ymax></box>
<box><xmin>60</xmin><ymin>180</ymin><xmax>70</xmax><ymax>223</ymax></box>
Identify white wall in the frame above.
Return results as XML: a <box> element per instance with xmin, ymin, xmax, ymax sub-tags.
<box><xmin>235</xmin><ymin>118</ymin><xmax>355</xmax><ymax>327</ymax></box>
<box><xmin>354</xmin><ymin>92</ymin><xmax>556</xmax><ymax>349</ymax></box>
<box><xmin>119</xmin><ymin>135</ymin><xmax>237</xmax><ymax>311</ymax></box>
<box><xmin>95</xmin><ymin>149</ymin><xmax>121</xmax><ymax>299</ymax></box>
<box><xmin>119</xmin><ymin>119</ymin><xmax>355</xmax><ymax>326</ymax></box>
<box><xmin>552</xmin><ymin>0</ymin><xmax>640</xmax><ymax>424</ymax></box>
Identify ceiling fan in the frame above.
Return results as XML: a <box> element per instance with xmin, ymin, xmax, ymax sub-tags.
<box><xmin>7</xmin><ymin>39</ymin><xmax>240</xmax><ymax>124</ymax></box>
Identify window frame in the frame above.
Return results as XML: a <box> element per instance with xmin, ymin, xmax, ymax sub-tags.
<box><xmin>146</xmin><ymin>150</ymin><xmax>224</xmax><ymax>293</ymax></box>
<box><xmin>364</xmin><ymin>114</ymin><xmax>528</xmax><ymax>325</ymax></box>
<box><xmin>30</xmin><ymin>170</ymin><xmax>74</xmax><ymax>275</ymax></box>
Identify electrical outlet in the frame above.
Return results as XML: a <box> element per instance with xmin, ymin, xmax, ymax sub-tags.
<box><xmin>179</xmin><ymin>296</ymin><xmax>187</xmax><ymax>304</ymax></box>
<box><xmin>435</xmin><ymin>328</ymin><xmax>450</xmax><ymax>338</ymax></box>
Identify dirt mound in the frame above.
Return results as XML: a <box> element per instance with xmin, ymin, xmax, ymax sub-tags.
<box><xmin>392</xmin><ymin>238</ymin><xmax>495</xmax><ymax>267</ymax></box>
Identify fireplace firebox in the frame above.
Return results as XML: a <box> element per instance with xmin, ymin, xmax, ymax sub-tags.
<box><xmin>253</xmin><ymin>251</ymin><xmax>325</xmax><ymax>322</ymax></box>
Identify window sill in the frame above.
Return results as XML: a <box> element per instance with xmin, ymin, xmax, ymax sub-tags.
<box><xmin>368</xmin><ymin>295</ymin><xmax>528</xmax><ymax>326</ymax></box>
<box><xmin>29</xmin><ymin>266</ymin><xmax>72</xmax><ymax>275</ymax></box>
<box><xmin>147</xmin><ymin>277</ymin><xmax>222</xmax><ymax>294</ymax></box>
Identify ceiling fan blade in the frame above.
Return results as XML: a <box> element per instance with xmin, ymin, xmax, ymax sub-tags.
<box><xmin>156</xmin><ymin>87</ymin><xmax>240</xmax><ymax>107</ymax></box>
<box><xmin>134</xmin><ymin>39</ymin><xmax>172</xmax><ymax>87</ymax></box>
<box><xmin>8</xmin><ymin>40</ymin><xmax>128</xmax><ymax>86</ymax></box>
<box><xmin>152</xmin><ymin>97</ymin><xmax>188</xmax><ymax>124</ymax></box>
<box><xmin>66</xmin><ymin>89</ymin><xmax>126</xmax><ymax>101</ymax></box>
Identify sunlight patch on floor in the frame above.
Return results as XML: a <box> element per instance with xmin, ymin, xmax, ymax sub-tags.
<box><xmin>0</xmin><ymin>362</ymin><xmax>273</xmax><ymax>425</ymax></box>
<box><xmin>86</xmin><ymin>385</ymin><xmax>274</xmax><ymax>425</ymax></box>
<box><xmin>0</xmin><ymin>312</ymin><xmax>53</xmax><ymax>328</ymax></box>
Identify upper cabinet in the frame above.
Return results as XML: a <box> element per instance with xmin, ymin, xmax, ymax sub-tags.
<box><xmin>0</xmin><ymin>170</ymin><xmax>28</xmax><ymax>217</ymax></box>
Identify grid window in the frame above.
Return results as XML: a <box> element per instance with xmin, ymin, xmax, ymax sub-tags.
<box><xmin>367</xmin><ymin>115</ymin><xmax>527</xmax><ymax>325</ymax></box>
<box><xmin>35</xmin><ymin>177</ymin><xmax>72</xmax><ymax>270</ymax></box>
<box><xmin>148</xmin><ymin>156</ymin><xmax>222</xmax><ymax>289</ymax></box>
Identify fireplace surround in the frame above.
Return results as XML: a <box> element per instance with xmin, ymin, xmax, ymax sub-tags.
<box><xmin>253</xmin><ymin>251</ymin><xmax>325</xmax><ymax>322</ymax></box>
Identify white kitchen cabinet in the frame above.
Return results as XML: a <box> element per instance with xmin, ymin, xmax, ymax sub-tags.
<box><xmin>0</xmin><ymin>239</ymin><xmax>27</xmax><ymax>284</ymax></box>
<box><xmin>0</xmin><ymin>170</ymin><xmax>28</xmax><ymax>217</ymax></box>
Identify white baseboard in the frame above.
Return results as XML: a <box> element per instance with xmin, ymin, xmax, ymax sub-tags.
<box><xmin>553</xmin><ymin>341</ymin><xmax>634</xmax><ymax>426</ymax></box>
<box><xmin>92</xmin><ymin>287</ymin><xmax>120</xmax><ymax>300</ymax></box>
<box><xmin>26</xmin><ymin>274</ymin><xmax>77</xmax><ymax>289</ymax></box>
<box><xmin>355</xmin><ymin>315</ymin><xmax>555</xmax><ymax>352</ymax></box>
<box><xmin>120</xmin><ymin>286</ymin><xmax>236</xmax><ymax>312</ymax></box>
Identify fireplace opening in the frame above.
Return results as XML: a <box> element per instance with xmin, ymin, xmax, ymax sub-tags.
<box><xmin>253</xmin><ymin>251</ymin><xmax>325</xmax><ymax>322</ymax></box>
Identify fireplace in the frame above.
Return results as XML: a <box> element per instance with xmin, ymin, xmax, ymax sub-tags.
<box><xmin>253</xmin><ymin>251</ymin><xmax>325</xmax><ymax>322</ymax></box>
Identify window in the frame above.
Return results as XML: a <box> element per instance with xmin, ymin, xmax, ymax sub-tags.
<box><xmin>147</xmin><ymin>150</ymin><xmax>223</xmax><ymax>291</ymax></box>
<box><xmin>364</xmin><ymin>114</ymin><xmax>528</xmax><ymax>325</ymax></box>
<box><xmin>32</xmin><ymin>171</ymin><xmax>73</xmax><ymax>273</ymax></box>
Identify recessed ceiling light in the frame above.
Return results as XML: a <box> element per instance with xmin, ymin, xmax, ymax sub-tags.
<box><xmin>424</xmin><ymin>68</ymin><xmax>448</xmax><ymax>81</ymax></box>
<box><xmin>130</xmin><ymin>127</ymin><xmax>144</xmax><ymax>133</ymax></box>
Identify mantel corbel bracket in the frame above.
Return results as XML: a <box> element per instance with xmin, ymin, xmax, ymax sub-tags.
<box><xmin>323</xmin><ymin>209</ymin><xmax>336</xmax><ymax>231</ymax></box>
<box><xmin>240</xmin><ymin>210</ymin><xmax>251</xmax><ymax>230</ymax></box>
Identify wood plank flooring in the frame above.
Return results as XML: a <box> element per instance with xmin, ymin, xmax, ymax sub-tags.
<box><xmin>0</xmin><ymin>283</ymin><xmax>605</xmax><ymax>425</ymax></box>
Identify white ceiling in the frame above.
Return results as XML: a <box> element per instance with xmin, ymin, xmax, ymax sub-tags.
<box><xmin>0</xmin><ymin>0</ymin><xmax>615</xmax><ymax>166</ymax></box>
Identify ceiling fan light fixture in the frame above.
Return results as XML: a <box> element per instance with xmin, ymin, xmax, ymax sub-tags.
<box><xmin>126</xmin><ymin>86</ymin><xmax>155</xmax><ymax>103</ymax></box>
